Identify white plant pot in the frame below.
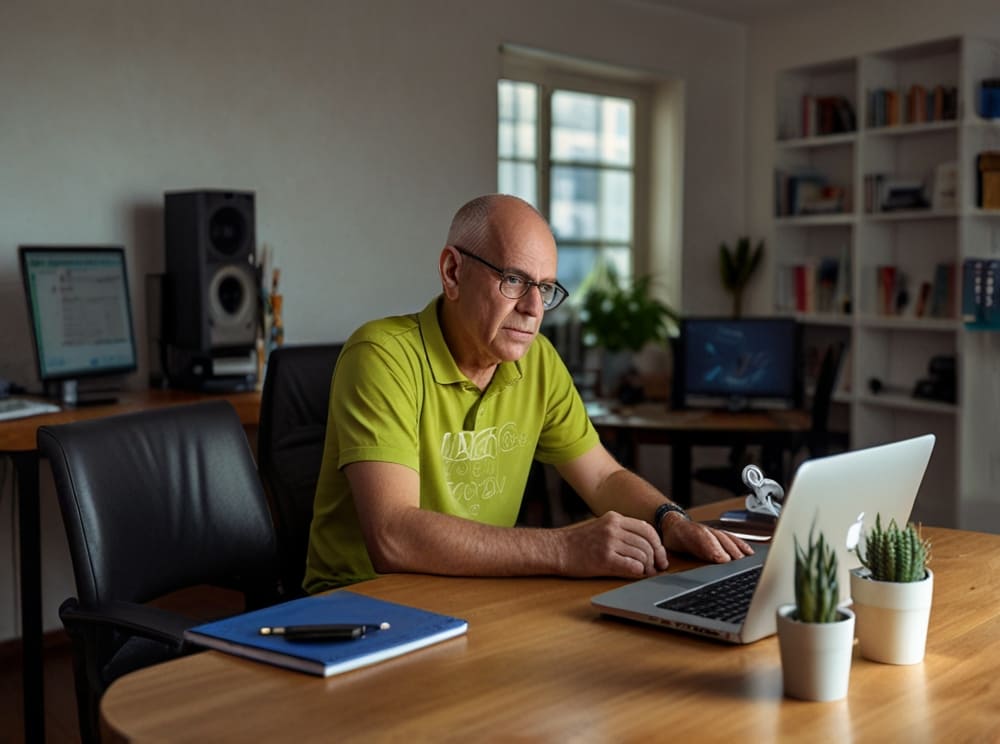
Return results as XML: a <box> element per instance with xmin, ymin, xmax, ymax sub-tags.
<box><xmin>775</xmin><ymin>604</ymin><xmax>855</xmax><ymax>702</ymax></box>
<box><xmin>850</xmin><ymin>567</ymin><xmax>934</xmax><ymax>665</ymax></box>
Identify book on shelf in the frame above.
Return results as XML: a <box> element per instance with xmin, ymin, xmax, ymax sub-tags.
<box><xmin>875</xmin><ymin>265</ymin><xmax>922</xmax><ymax>317</ymax></box>
<box><xmin>864</xmin><ymin>173</ymin><xmax>886</xmax><ymax>213</ymax></box>
<box><xmin>867</xmin><ymin>85</ymin><xmax>957</xmax><ymax>127</ymax></box>
<box><xmin>774</xmin><ymin>169</ymin><xmax>848</xmax><ymax>217</ymax></box>
<box><xmin>776</xmin><ymin>256</ymin><xmax>848</xmax><ymax>315</ymax></box>
<box><xmin>183</xmin><ymin>590</ymin><xmax>468</xmax><ymax>678</ymax></box>
<box><xmin>800</xmin><ymin>95</ymin><xmax>855</xmax><ymax>138</ymax></box>
<box><xmin>877</xmin><ymin>265</ymin><xmax>899</xmax><ymax>316</ymax></box>
<box><xmin>906</xmin><ymin>84</ymin><xmax>928</xmax><ymax>124</ymax></box>
<box><xmin>794</xmin><ymin>262</ymin><xmax>816</xmax><ymax>313</ymax></box>
<box><xmin>929</xmin><ymin>262</ymin><xmax>957</xmax><ymax>319</ymax></box>
<box><xmin>962</xmin><ymin>258</ymin><xmax>1000</xmax><ymax>329</ymax></box>
<box><xmin>977</xmin><ymin>151</ymin><xmax>1000</xmax><ymax>209</ymax></box>
<box><xmin>915</xmin><ymin>280</ymin><xmax>932</xmax><ymax>318</ymax></box>
<box><xmin>979</xmin><ymin>78</ymin><xmax>1000</xmax><ymax>119</ymax></box>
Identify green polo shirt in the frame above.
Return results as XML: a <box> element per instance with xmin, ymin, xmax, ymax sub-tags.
<box><xmin>303</xmin><ymin>296</ymin><xmax>599</xmax><ymax>592</ymax></box>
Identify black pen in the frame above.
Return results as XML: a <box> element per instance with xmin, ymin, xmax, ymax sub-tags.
<box><xmin>258</xmin><ymin>622</ymin><xmax>391</xmax><ymax>641</ymax></box>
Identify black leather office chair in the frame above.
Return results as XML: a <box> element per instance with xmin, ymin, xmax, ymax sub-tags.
<box><xmin>796</xmin><ymin>341</ymin><xmax>849</xmax><ymax>459</ymax></box>
<box><xmin>38</xmin><ymin>401</ymin><xmax>281</xmax><ymax>744</ymax></box>
<box><xmin>257</xmin><ymin>343</ymin><xmax>342</xmax><ymax>598</ymax></box>
<box><xmin>692</xmin><ymin>342</ymin><xmax>847</xmax><ymax>494</ymax></box>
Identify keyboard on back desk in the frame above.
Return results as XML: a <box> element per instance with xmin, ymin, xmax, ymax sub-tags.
<box><xmin>656</xmin><ymin>565</ymin><xmax>764</xmax><ymax>625</ymax></box>
<box><xmin>0</xmin><ymin>397</ymin><xmax>61</xmax><ymax>422</ymax></box>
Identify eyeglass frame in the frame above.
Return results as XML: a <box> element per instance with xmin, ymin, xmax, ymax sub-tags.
<box><xmin>451</xmin><ymin>246</ymin><xmax>569</xmax><ymax>310</ymax></box>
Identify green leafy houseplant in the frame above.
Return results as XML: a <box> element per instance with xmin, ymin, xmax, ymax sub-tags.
<box><xmin>579</xmin><ymin>263</ymin><xmax>678</xmax><ymax>353</ymax></box>
<box><xmin>719</xmin><ymin>237</ymin><xmax>764</xmax><ymax>318</ymax></box>
<box><xmin>793</xmin><ymin>525</ymin><xmax>840</xmax><ymax>623</ymax></box>
<box><xmin>856</xmin><ymin>514</ymin><xmax>931</xmax><ymax>582</ymax></box>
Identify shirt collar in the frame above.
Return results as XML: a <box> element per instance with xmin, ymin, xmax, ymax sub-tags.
<box><xmin>418</xmin><ymin>295</ymin><xmax>524</xmax><ymax>390</ymax></box>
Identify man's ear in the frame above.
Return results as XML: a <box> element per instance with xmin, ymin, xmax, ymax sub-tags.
<box><xmin>440</xmin><ymin>245</ymin><xmax>461</xmax><ymax>299</ymax></box>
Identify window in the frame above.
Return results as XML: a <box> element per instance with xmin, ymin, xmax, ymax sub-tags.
<box><xmin>498</xmin><ymin>79</ymin><xmax>639</xmax><ymax>303</ymax></box>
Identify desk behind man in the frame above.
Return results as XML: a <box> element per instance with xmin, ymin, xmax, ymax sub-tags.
<box><xmin>589</xmin><ymin>402</ymin><xmax>812</xmax><ymax>506</ymax></box>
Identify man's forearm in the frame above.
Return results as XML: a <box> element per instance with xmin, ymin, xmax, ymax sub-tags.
<box><xmin>365</xmin><ymin>506</ymin><xmax>569</xmax><ymax>577</ymax></box>
<box><xmin>587</xmin><ymin>467</ymin><xmax>674</xmax><ymax>524</ymax></box>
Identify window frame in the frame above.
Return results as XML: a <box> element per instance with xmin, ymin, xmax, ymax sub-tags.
<box><xmin>498</xmin><ymin>60</ymin><xmax>653</xmax><ymax>294</ymax></box>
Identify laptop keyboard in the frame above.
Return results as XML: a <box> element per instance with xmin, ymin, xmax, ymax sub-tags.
<box><xmin>0</xmin><ymin>397</ymin><xmax>60</xmax><ymax>422</ymax></box>
<box><xmin>656</xmin><ymin>565</ymin><xmax>763</xmax><ymax>625</ymax></box>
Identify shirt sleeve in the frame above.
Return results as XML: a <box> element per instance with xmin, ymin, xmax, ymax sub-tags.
<box><xmin>331</xmin><ymin>336</ymin><xmax>423</xmax><ymax>473</ymax></box>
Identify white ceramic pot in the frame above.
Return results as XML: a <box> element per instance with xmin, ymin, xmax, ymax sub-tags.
<box><xmin>850</xmin><ymin>567</ymin><xmax>934</xmax><ymax>665</ymax></box>
<box><xmin>776</xmin><ymin>603</ymin><xmax>855</xmax><ymax>701</ymax></box>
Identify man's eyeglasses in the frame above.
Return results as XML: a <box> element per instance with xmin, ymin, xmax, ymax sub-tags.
<box><xmin>453</xmin><ymin>246</ymin><xmax>568</xmax><ymax>311</ymax></box>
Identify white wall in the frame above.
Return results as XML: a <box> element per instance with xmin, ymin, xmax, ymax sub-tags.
<box><xmin>0</xmin><ymin>0</ymin><xmax>746</xmax><ymax>639</ymax></box>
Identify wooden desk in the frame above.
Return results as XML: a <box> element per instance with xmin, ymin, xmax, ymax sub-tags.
<box><xmin>0</xmin><ymin>389</ymin><xmax>261</xmax><ymax>744</ymax></box>
<box><xmin>100</xmin><ymin>501</ymin><xmax>1000</xmax><ymax>742</ymax></box>
<box><xmin>590</xmin><ymin>403</ymin><xmax>812</xmax><ymax>505</ymax></box>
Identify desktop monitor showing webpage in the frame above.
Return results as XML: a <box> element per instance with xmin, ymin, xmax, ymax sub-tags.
<box><xmin>19</xmin><ymin>246</ymin><xmax>138</xmax><ymax>398</ymax></box>
<box><xmin>677</xmin><ymin>317</ymin><xmax>801</xmax><ymax>410</ymax></box>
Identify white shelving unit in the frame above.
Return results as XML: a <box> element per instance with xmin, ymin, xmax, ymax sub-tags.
<box><xmin>774</xmin><ymin>36</ymin><xmax>1000</xmax><ymax>530</ymax></box>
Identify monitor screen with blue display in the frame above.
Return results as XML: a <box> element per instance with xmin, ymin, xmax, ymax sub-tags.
<box><xmin>19</xmin><ymin>246</ymin><xmax>138</xmax><ymax>387</ymax></box>
<box><xmin>676</xmin><ymin>317</ymin><xmax>801</xmax><ymax>410</ymax></box>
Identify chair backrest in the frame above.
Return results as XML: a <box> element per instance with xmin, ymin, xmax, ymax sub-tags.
<box><xmin>811</xmin><ymin>342</ymin><xmax>845</xmax><ymax>434</ymax></box>
<box><xmin>258</xmin><ymin>343</ymin><xmax>342</xmax><ymax>597</ymax></box>
<box><xmin>38</xmin><ymin>400</ymin><xmax>280</xmax><ymax>609</ymax></box>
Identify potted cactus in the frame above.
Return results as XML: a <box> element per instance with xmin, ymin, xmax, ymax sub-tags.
<box><xmin>776</xmin><ymin>524</ymin><xmax>855</xmax><ymax>701</ymax></box>
<box><xmin>850</xmin><ymin>514</ymin><xmax>933</xmax><ymax>665</ymax></box>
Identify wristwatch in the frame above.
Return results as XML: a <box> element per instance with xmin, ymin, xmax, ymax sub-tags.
<box><xmin>652</xmin><ymin>502</ymin><xmax>690</xmax><ymax>535</ymax></box>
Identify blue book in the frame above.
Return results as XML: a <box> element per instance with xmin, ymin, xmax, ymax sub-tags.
<box><xmin>183</xmin><ymin>591</ymin><xmax>468</xmax><ymax>677</ymax></box>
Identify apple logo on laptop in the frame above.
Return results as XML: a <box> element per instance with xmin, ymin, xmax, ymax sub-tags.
<box><xmin>845</xmin><ymin>512</ymin><xmax>865</xmax><ymax>552</ymax></box>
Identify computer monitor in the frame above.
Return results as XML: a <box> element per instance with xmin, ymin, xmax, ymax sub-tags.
<box><xmin>19</xmin><ymin>245</ymin><xmax>138</xmax><ymax>404</ymax></box>
<box><xmin>675</xmin><ymin>316</ymin><xmax>802</xmax><ymax>410</ymax></box>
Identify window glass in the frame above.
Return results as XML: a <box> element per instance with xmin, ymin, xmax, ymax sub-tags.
<box><xmin>498</xmin><ymin>80</ymin><xmax>639</xmax><ymax>304</ymax></box>
<box><xmin>498</xmin><ymin>80</ymin><xmax>537</xmax><ymax>159</ymax></box>
<box><xmin>498</xmin><ymin>161</ymin><xmax>537</xmax><ymax>205</ymax></box>
<box><xmin>552</xmin><ymin>91</ymin><xmax>633</xmax><ymax>167</ymax></box>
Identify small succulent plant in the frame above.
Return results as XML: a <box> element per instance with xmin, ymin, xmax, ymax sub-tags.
<box><xmin>856</xmin><ymin>514</ymin><xmax>931</xmax><ymax>583</ymax></box>
<box><xmin>794</xmin><ymin>524</ymin><xmax>840</xmax><ymax>623</ymax></box>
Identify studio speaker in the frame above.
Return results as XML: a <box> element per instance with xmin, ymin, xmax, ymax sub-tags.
<box><xmin>163</xmin><ymin>189</ymin><xmax>258</xmax><ymax>391</ymax></box>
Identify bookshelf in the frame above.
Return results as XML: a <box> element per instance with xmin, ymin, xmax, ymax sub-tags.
<box><xmin>773</xmin><ymin>36</ymin><xmax>1000</xmax><ymax>530</ymax></box>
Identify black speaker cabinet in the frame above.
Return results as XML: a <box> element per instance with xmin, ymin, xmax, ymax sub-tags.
<box><xmin>164</xmin><ymin>189</ymin><xmax>258</xmax><ymax>353</ymax></box>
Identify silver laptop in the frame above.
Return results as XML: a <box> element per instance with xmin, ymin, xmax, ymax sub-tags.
<box><xmin>592</xmin><ymin>434</ymin><xmax>935</xmax><ymax>644</ymax></box>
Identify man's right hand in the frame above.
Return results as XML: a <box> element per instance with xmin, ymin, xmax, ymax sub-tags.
<box><xmin>557</xmin><ymin>511</ymin><xmax>668</xmax><ymax>578</ymax></box>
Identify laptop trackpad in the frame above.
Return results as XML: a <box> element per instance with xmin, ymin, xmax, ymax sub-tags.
<box><xmin>652</xmin><ymin>574</ymin><xmax>705</xmax><ymax>591</ymax></box>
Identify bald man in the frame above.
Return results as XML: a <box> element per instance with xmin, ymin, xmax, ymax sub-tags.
<box><xmin>303</xmin><ymin>194</ymin><xmax>751</xmax><ymax>593</ymax></box>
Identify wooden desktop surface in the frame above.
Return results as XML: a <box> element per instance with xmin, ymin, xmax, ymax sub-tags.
<box><xmin>588</xmin><ymin>401</ymin><xmax>811</xmax><ymax>436</ymax></box>
<box><xmin>0</xmin><ymin>388</ymin><xmax>261</xmax><ymax>451</ymax></box>
<box><xmin>100</xmin><ymin>500</ymin><xmax>1000</xmax><ymax>742</ymax></box>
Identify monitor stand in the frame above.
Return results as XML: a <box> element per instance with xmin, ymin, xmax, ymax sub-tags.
<box><xmin>726</xmin><ymin>395</ymin><xmax>749</xmax><ymax>412</ymax></box>
<box><xmin>59</xmin><ymin>380</ymin><xmax>119</xmax><ymax>407</ymax></box>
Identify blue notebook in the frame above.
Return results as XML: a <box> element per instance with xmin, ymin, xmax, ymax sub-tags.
<box><xmin>183</xmin><ymin>591</ymin><xmax>468</xmax><ymax>677</ymax></box>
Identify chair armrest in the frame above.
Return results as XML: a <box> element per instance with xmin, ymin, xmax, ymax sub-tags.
<box><xmin>60</xmin><ymin>598</ymin><xmax>197</xmax><ymax>651</ymax></box>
